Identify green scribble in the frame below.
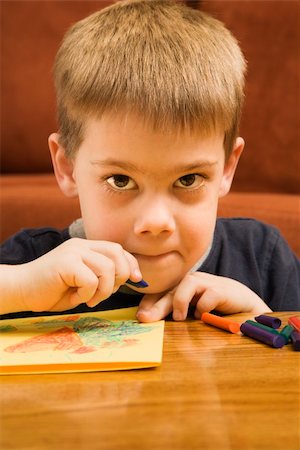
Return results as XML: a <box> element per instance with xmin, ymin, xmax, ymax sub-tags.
<box><xmin>0</xmin><ymin>316</ymin><xmax>80</xmax><ymax>332</ymax></box>
<box><xmin>73</xmin><ymin>317</ymin><xmax>154</xmax><ymax>346</ymax></box>
<box><xmin>0</xmin><ymin>316</ymin><xmax>156</xmax><ymax>352</ymax></box>
<box><xmin>0</xmin><ymin>325</ymin><xmax>17</xmax><ymax>333</ymax></box>
<box><xmin>33</xmin><ymin>316</ymin><xmax>79</xmax><ymax>330</ymax></box>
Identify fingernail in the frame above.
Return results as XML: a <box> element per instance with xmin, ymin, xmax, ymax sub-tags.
<box><xmin>133</xmin><ymin>268</ymin><xmax>142</xmax><ymax>279</ymax></box>
<box><xmin>136</xmin><ymin>310</ymin><xmax>153</xmax><ymax>323</ymax></box>
<box><xmin>173</xmin><ymin>311</ymin><xmax>183</xmax><ymax>321</ymax></box>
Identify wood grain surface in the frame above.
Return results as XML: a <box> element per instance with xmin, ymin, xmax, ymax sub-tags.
<box><xmin>1</xmin><ymin>312</ymin><xmax>299</xmax><ymax>450</ymax></box>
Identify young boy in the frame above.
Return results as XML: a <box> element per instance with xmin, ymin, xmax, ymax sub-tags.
<box><xmin>1</xmin><ymin>0</ymin><xmax>299</xmax><ymax>320</ymax></box>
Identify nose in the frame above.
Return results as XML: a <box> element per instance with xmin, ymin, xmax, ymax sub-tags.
<box><xmin>133</xmin><ymin>196</ymin><xmax>176</xmax><ymax>237</ymax></box>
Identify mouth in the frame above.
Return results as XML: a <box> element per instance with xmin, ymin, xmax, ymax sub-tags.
<box><xmin>130</xmin><ymin>251</ymin><xmax>184</xmax><ymax>292</ymax></box>
<box><xmin>133</xmin><ymin>251</ymin><xmax>177</xmax><ymax>263</ymax></box>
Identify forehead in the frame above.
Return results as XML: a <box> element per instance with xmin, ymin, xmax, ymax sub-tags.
<box><xmin>78</xmin><ymin>113</ymin><xmax>225</xmax><ymax>170</ymax></box>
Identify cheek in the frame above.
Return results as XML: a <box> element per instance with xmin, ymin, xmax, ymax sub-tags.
<box><xmin>86</xmin><ymin>215</ymin><xmax>131</xmax><ymax>242</ymax></box>
<box><xmin>180</xmin><ymin>202</ymin><xmax>217</xmax><ymax>252</ymax></box>
<box><xmin>185</xmin><ymin>220</ymin><xmax>215</xmax><ymax>250</ymax></box>
<box><xmin>79</xmin><ymin>195</ymin><xmax>132</xmax><ymax>242</ymax></box>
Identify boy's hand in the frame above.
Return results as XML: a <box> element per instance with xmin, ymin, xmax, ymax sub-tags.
<box><xmin>136</xmin><ymin>272</ymin><xmax>271</xmax><ymax>322</ymax></box>
<box><xmin>17</xmin><ymin>238</ymin><xmax>142</xmax><ymax>313</ymax></box>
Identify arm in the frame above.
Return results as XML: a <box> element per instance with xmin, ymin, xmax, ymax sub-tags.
<box><xmin>0</xmin><ymin>238</ymin><xmax>142</xmax><ymax>315</ymax></box>
<box><xmin>136</xmin><ymin>272</ymin><xmax>272</xmax><ymax>322</ymax></box>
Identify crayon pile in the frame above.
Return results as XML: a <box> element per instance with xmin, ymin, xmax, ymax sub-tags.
<box><xmin>201</xmin><ymin>312</ymin><xmax>300</xmax><ymax>351</ymax></box>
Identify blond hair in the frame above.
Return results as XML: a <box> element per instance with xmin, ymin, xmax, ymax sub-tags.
<box><xmin>54</xmin><ymin>0</ymin><xmax>246</xmax><ymax>159</ymax></box>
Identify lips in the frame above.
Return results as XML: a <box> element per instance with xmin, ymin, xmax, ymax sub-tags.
<box><xmin>133</xmin><ymin>251</ymin><xmax>177</xmax><ymax>262</ymax></box>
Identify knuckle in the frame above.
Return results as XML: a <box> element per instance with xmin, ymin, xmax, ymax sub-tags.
<box><xmin>97</xmin><ymin>284</ymin><xmax>113</xmax><ymax>301</ymax></box>
<box><xmin>115</xmin><ymin>266</ymin><xmax>130</xmax><ymax>282</ymax></box>
<box><xmin>69</xmin><ymin>237</ymin><xmax>82</xmax><ymax>246</ymax></box>
<box><xmin>173</xmin><ymin>295</ymin><xmax>186</xmax><ymax>307</ymax></box>
<box><xmin>111</xmin><ymin>242</ymin><xmax>123</xmax><ymax>253</ymax></box>
<box><xmin>188</xmin><ymin>272</ymin><xmax>201</xmax><ymax>281</ymax></box>
<box><xmin>104</xmin><ymin>258</ymin><xmax>116</xmax><ymax>272</ymax></box>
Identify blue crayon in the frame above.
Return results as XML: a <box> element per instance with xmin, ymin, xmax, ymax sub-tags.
<box><xmin>254</xmin><ymin>314</ymin><xmax>281</xmax><ymax>329</ymax></box>
<box><xmin>241</xmin><ymin>322</ymin><xmax>286</xmax><ymax>348</ymax></box>
<box><xmin>126</xmin><ymin>279</ymin><xmax>149</xmax><ymax>288</ymax></box>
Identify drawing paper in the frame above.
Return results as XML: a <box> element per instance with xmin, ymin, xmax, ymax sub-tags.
<box><xmin>0</xmin><ymin>307</ymin><xmax>164</xmax><ymax>374</ymax></box>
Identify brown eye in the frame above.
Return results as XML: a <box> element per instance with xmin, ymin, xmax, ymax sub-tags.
<box><xmin>175</xmin><ymin>174</ymin><xmax>205</xmax><ymax>189</ymax></box>
<box><xmin>179</xmin><ymin>174</ymin><xmax>196</xmax><ymax>186</ymax></box>
<box><xmin>106</xmin><ymin>175</ymin><xmax>136</xmax><ymax>190</ymax></box>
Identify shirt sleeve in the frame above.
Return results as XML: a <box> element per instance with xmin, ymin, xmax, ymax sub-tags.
<box><xmin>0</xmin><ymin>228</ymin><xmax>70</xmax><ymax>265</ymax></box>
<box><xmin>262</xmin><ymin>230</ymin><xmax>300</xmax><ymax>311</ymax></box>
<box><xmin>201</xmin><ymin>219</ymin><xmax>300</xmax><ymax>312</ymax></box>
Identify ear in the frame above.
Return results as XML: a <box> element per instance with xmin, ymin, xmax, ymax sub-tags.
<box><xmin>48</xmin><ymin>133</ymin><xmax>78</xmax><ymax>198</ymax></box>
<box><xmin>219</xmin><ymin>137</ymin><xmax>244</xmax><ymax>198</ymax></box>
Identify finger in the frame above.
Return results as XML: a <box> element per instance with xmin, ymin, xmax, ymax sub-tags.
<box><xmin>48</xmin><ymin>293</ymin><xmax>80</xmax><ymax>312</ymax></box>
<box><xmin>62</xmin><ymin>263</ymin><xmax>100</xmax><ymax>306</ymax></box>
<box><xmin>89</xmin><ymin>243</ymin><xmax>142</xmax><ymax>286</ymax></box>
<box><xmin>194</xmin><ymin>285</ymin><xmax>271</xmax><ymax>318</ymax></box>
<box><xmin>122</xmin><ymin>250</ymin><xmax>143</xmax><ymax>282</ymax></box>
<box><xmin>194</xmin><ymin>288</ymin><xmax>226</xmax><ymax>319</ymax></box>
<box><xmin>138</xmin><ymin>293</ymin><xmax>162</xmax><ymax>311</ymax></box>
<box><xmin>81</xmin><ymin>254</ymin><xmax>116</xmax><ymax>307</ymax></box>
<box><xmin>136</xmin><ymin>293</ymin><xmax>174</xmax><ymax>322</ymax></box>
<box><xmin>62</xmin><ymin>252</ymin><xmax>116</xmax><ymax>307</ymax></box>
<box><xmin>172</xmin><ymin>274</ymin><xmax>207</xmax><ymax>320</ymax></box>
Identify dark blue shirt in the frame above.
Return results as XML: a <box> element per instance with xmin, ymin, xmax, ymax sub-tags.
<box><xmin>1</xmin><ymin>218</ymin><xmax>299</xmax><ymax>319</ymax></box>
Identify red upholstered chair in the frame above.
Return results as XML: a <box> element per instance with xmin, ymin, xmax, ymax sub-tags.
<box><xmin>1</xmin><ymin>1</ymin><xmax>299</xmax><ymax>256</ymax></box>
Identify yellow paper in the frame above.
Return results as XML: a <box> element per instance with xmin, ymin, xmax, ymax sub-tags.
<box><xmin>0</xmin><ymin>307</ymin><xmax>164</xmax><ymax>374</ymax></box>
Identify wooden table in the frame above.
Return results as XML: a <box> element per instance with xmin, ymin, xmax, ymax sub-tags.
<box><xmin>1</xmin><ymin>312</ymin><xmax>299</xmax><ymax>450</ymax></box>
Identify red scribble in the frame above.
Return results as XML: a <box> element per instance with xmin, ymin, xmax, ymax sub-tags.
<box><xmin>61</xmin><ymin>315</ymin><xmax>80</xmax><ymax>322</ymax></box>
<box><xmin>122</xmin><ymin>339</ymin><xmax>138</xmax><ymax>346</ymax></box>
<box><xmin>100</xmin><ymin>341</ymin><xmax>119</xmax><ymax>348</ymax></box>
<box><xmin>72</xmin><ymin>346</ymin><xmax>96</xmax><ymax>354</ymax></box>
<box><xmin>4</xmin><ymin>327</ymin><xmax>83</xmax><ymax>353</ymax></box>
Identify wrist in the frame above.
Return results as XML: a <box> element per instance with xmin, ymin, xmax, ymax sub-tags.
<box><xmin>0</xmin><ymin>264</ymin><xmax>33</xmax><ymax>314</ymax></box>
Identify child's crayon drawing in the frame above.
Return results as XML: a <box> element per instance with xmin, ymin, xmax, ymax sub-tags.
<box><xmin>0</xmin><ymin>307</ymin><xmax>165</xmax><ymax>374</ymax></box>
<box><xmin>1</xmin><ymin>317</ymin><xmax>154</xmax><ymax>355</ymax></box>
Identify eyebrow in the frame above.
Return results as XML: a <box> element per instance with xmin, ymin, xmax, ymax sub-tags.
<box><xmin>91</xmin><ymin>159</ymin><xmax>146</xmax><ymax>174</ymax></box>
<box><xmin>90</xmin><ymin>158</ymin><xmax>218</xmax><ymax>174</ymax></box>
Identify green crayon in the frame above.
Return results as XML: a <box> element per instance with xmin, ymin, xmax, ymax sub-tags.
<box><xmin>280</xmin><ymin>324</ymin><xmax>294</xmax><ymax>344</ymax></box>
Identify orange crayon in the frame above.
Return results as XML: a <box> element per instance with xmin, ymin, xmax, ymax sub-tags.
<box><xmin>201</xmin><ymin>312</ymin><xmax>241</xmax><ymax>334</ymax></box>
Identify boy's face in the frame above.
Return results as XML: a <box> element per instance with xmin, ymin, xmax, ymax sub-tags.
<box><xmin>50</xmin><ymin>113</ymin><xmax>243</xmax><ymax>294</ymax></box>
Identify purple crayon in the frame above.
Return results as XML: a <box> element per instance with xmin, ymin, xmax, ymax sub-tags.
<box><xmin>291</xmin><ymin>331</ymin><xmax>300</xmax><ymax>351</ymax></box>
<box><xmin>241</xmin><ymin>322</ymin><xmax>286</xmax><ymax>348</ymax></box>
<box><xmin>254</xmin><ymin>314</ymin><xmax>281</xmax><ymax>329</ymax></box>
